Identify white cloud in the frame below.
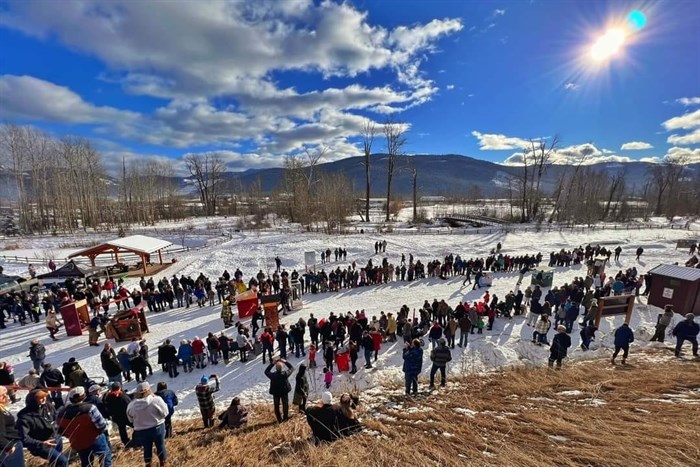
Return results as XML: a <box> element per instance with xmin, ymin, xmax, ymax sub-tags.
<box><xmin>676</xmin><ymin>97</ymin><xmax>700</xmax><ymax>106</ymax></box>
<box><xmin>0</xmin><ymin>0</ymin><xmax>462</xmax><ymax>156</ymax></box>
<box><xmin>472</xmin><ymin>131</ymin><xmax>531</xmax><ymax>150</ymax></box>
<box><xmin>0</xmin><ymin>75</ymin><xmax>138</xmax><ymax>124</ymax></box>
<box><xmin>502</xmin><ymin>143</ymin><xmax>636</xmax><ymax>166</ymax></box>
<box><xmin>662</xmin><ymin>108</ymin><xmax>700</xmax><ymax>146</ymax></box>
<box><xmin>667</xmin><ymin>129</ymin><xmax>700</xmax><ymax>146</ymax></box>
<box><xmin>446</xmin><ymin>84</ymin><xmax>455</xmax><ymax>90</ymax></box>
<box><xmin>662</xmin><ymin>108</ymin><xmax>700</xmax><ymax>130</ymax></box>
<box><xmin>564</xmin><ymin>82</ymin><xmax>580</xmax><ymax>91</ymax></box>
<box><xmin>492</xmin><ymin>9</ymin><xmax>506</xmax><ymax>17</ymax></box>
<box><xmin>620</xmin><ymin>141</ymin><xmax>653</xmax><ymax>150</ymax></box>
<box><xmin>664</xmin><ymin>146</ymin><xmax>700</xmax><ymax>164</ymax></box>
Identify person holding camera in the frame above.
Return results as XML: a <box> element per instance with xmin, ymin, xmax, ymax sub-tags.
<box><xmin>264</xmin><ymin>358</ymin><xmax>294</xmax><ymax>423</ymax></box>
<box><xmin>195</xmin><ymin>375</ymin><xmax>220</xmax><ymax>428</ymax></box>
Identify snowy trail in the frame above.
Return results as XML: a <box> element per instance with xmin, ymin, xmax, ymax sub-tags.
<box><xmin>0</xmin><ymin>227</ymin><xmax>695</xmax><ymax>420</ymax></box>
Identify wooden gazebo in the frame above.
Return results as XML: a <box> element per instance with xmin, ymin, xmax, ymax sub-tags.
<box><xmin>68</xmin><ymin>235</ymin><xmax>173</xmax><ymax>275</ymax></box>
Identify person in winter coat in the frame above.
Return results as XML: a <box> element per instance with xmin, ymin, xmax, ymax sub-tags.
<box><xmin>0</xmin><ymin>386</ymin><xmax>24</xmax><ymax>467</ymax></box>
<box><xmin>672</xmin><ymin>313</ymin><xmax>699</xmax><ymax>358</ymax></box>
<box><xmin>402</xmin><ymin>339</ymin><xmax>423</xmax><ymax>396</ymax></box>
<box><xmin>651</xmin><ymin>306</ymin><xmax>675</xmax><ymax>343</ymax></box>
<box><xmin>336</xmin><ymin>393</ymin><xmax>362</xmax><ymax>438</ymax></box>
<box><xmin>218</xmin><ymin>397</ymin><xmax>248</xmax><ymax>429</ymax></box>
<box><xmin>611</xmin><ymin>323</ymin><xmax>635</xmax><ymax>365</ymax></box>
<box><xmin>101</xmin><ymin>343</ymin><xmax>123</xmax><ymax>384</ymax></box>
<box><xmin>260</xmin><ymin>328</ymin><xmax>275</xmax><ymax>364</ymax></box>
<box><xmin>28</xmin><ymin>340</ymin><xmax>46</xmax><ymax>372</ymax></box>
<box><xmin>195</xmin><ymin>375</ymin><xmax>221</xmax><ymax>428</ymax></box>
<box><xmin>103</xmin><ymin>382</ymin><xmax>133</xmax><ymax>446</ymax></box>
<box><xmin>264</xmin><ymin>359</ymin><xmax>294</xmax><ymax>423</ymax></box>
<box><xmin>580</xmin><ymin>324</ymin><xmax>597</xmax><ymax>350</ymax></box>
<box><xmin>305</xmin><ymin>391</ymin><xmax>338</xmax><ymax>444</ymax></box>
<box><xmin>236</xmin><ymin>330</ymin><xmax>250</xmax><ymax>362</ymax></box>
<box><xmin>216</xmin><ymin>333</ymin><xmax>231</xmax><ymax>364</ymax></box>
<box><xmin>206</xmin><ymin>333</ymin><xmax>220</xmax><ymax>365</ymax></box>
<box><xmin>117</xmin><ymin>348</ymin><xmax>132</xmax><ymax>382</ymax></box>
<box><xmin>63</xmin><ymin>358</ymin><xmax>87</xmax><ymax>389</ymax></box>
<box><xmin>293</xmin><ymin>363</ymin><xmax>309</xmax><ymax>413</ymax></box>
<box><xmin>429</xmin><ymin>338</ymin><xmax>452</xmax><ymax>389</ymax></box>
<box><xmin>17</xmin><ymin>369</ymin><xmax>41</xmax><ymax>390</ymax></box>
<box><xmin>548</xmin><ymin>325</ymin><xmax>571</xmax><ymax>369</ymax></box>
<box><xmin>56</xmin><ymin>386</ymin><xmax>112</xmax><ymax>467</ymax></box>
<box><xmin>126</xmin><ymin>382</ymin><xmax>168</xmax><ymax>467</ymax></box>
<box><xmin>45</xmin><ymin>309</ymin><xmax>62</xmax><ymax>340</ymax></box>
<box><xmin>192</xmin><ymin>336</ymin><xmax>207</xmax><ymax>369</ymax></box>
<box><xmin>17</xmin><ymin>389</ymin><xmax>68</xmax><ymax>467</ymax></box>
<box><xmin>635</xmin><ymin>247</ymin><xmax>644</xmax><ymax>261</ymax></box>
<box><xmin>155</xmin><ymin>382</ymin><xmax>178</xmax><ymax>438</ymax></box>
<box><xmin>276</xmin><ymin>326</ymin><xmax>289</xmax><ymax>359</ymax></box>
<box><xmin>360</xmin><ymin>331</ymin><xmax>375</xmax><ymax>369</ymax></box>
<box><xmin>159</xmin><ymin>340</ymin><xmax>179</xmax><ymax>378</ymax></box>
<box><xmin>428</xmin><ymin>321</ymin><xmax>443</xmax><ymax>349</ymax></box>
<box><xmin>323</xmin><ymin>341</ymin><xmax>335</xmax><ymax>372</ymax></box>
<box><xmin>386</xmin><ymin>313</ymin><xmax>397</xmax><ymax>342</ymax></box>
<box><xmin>178</xmin><ymin>340</ymin><xmax>194</xmax><ymax>373</ymax></box>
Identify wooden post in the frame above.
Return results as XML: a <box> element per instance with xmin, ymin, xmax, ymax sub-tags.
<box><xmin>158</xmin><ymin>249</ymin><xmax>163</xmax><ymax>265</ymax></box>
<box><xmin>88</xmin><ymin>254</ymin><xmax>96</xmax><ymax>267</ymax></box>
<box><xmin>141</xmin><ymin>253</ymin><xmax>148</xmax><ymax>276</ymax></box>
<box><xmin>114</xmin><ymin>247</ymin><xmax>120</xmax><ymax>264</ymax></box>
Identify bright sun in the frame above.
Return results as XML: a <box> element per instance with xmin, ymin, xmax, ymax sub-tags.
<box><xmin>590</xmin><ymin>28</ymin><xmax>627</xmax><ymax>61</ymax></box>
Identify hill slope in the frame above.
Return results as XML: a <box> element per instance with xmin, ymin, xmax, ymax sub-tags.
<box><xmin>32</xmin><ymin>351</ymin><xmax>698</xmax><ymax>467</ymax></box>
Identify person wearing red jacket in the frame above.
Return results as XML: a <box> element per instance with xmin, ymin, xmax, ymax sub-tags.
<box><xmin>259</xmin><ymin>328</ymin><xmax>275</xmax><ymax>364</ymax></box>
<box><xmin>191</xmin><ymin>337</ymin><xmax>206</xmax><ymax>369</ymax></box>
<box><xmin>56</xmin><ymin>387</ymin><xmax>112</xmax><ymax>467</ymax></box>
<box><xmin>487</xmin><ymin>306</ymin><xmax>496</xmax><ymax>331</ymax></box>
<box><xmin>370</xmin><ymin>329</ymin><xmax>382</xmax><ymax>362</ymax></box>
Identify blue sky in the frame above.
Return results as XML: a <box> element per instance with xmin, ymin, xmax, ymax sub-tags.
<box><xmin>1</xmin><ymin>0</ymin><xmax>699</xmax><ymax>173</ymax></box>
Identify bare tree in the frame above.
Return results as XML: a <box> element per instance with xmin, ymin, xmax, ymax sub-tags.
<box><xmin>603</xmin><ymin>168</ymin><xmax>627</xmax><ymax>220</ymax></box>
<box><xmin>184</xmin><ymin>153</ymin><xmax>226</xmax><ymax>216</ymax></box>
<box><xmin>302</xmin><ymin>145</ymin><xmax>329</xmax><ymax>192</ymax></box>
<box><xmin>383</xmin><ymin>120</ymin><xmax>407</xmax><ymax>222</ymax></box>
<box><xmin>361</xmin><ymin>119</ymin><xmax>376</xmax><ymax>222</ymax></box>
<box><xmin>648</xmin><ymin>157</ymin><xmax>686</xmax><ymax>215</ymax></box>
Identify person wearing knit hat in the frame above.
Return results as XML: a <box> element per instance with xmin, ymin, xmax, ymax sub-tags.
<box><xmin>56</xmin><ymin>385</ymin><xmax>112</xmax><ymax>467</ymax></box>
<box><xmin>195</xmin><ymin>374</ymin><xmax>220</xmax><ymax>428</ymax></box>
<box><xmin>672</xmin><ymin>313</ymin><xmax>699</xmax><ymax>358</ymax></box>
<box><xmin>548</xmin><ymin>325</ymin><xmax>571</xmax><ymax>369</ymax></box>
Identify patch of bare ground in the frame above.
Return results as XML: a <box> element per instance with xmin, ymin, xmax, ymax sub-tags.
<box><xmin>28</xmin><ymin>349</ymin><xmax>700</xmax><ymax>466</ymax></box>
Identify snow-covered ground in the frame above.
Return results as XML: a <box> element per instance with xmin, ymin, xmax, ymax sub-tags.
<box><xmin>1</xmin><ymin>226</ymin><xmax>698</xmax><ymax>421</ymax></box>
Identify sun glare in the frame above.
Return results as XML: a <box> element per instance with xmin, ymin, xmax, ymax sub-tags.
<box><xmin>590</xmin><ymin>28</ymin><xmax>627</xmax><ymax>61</ymax></box>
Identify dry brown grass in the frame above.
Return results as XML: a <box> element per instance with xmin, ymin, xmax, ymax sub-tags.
<box><xmin>28</xmin><ymin>350</ymin><xmax>700</xmax><ymax>467</ymax></box>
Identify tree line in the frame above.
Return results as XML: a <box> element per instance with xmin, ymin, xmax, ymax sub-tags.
<box><xmin>1</xmin><ymin>122</ymin><xmax>697</xmax><ymax>235</ymax></box>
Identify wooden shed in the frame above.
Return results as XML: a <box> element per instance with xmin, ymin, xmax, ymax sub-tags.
<box><xmin>647</xmin><ymin>264</ymin><xmax>700</xmax><ymax>316</ymax></box>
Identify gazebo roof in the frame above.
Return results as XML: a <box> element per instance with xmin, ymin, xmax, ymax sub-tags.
<box><xmin>68</xmin><ymin>235</ymin><xmax>173</xmax><ymax>259</ymax></box>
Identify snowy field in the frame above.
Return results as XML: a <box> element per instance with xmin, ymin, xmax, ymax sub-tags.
<box><xmin>1</xmin><ymin>226</ymin><xmax>698</xmax><ymax>421</ymax></box>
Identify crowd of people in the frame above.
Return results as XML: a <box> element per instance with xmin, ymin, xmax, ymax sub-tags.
<box><xmin>1</xmin><ymin>240</ymin><xmax>699</xmax><ymax>466</ymax></box>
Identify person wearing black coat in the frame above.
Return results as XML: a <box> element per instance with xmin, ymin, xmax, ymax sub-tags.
<box><xmin>264</xmin><ymin>359</ymin><xmax>294</xmax><ymax>423</ymax></box>
<box><xmin>39</xmin><ymin>363</ymin><xmax>65</xmax><ymax>408</ymax></box>
<box><xmin>102</xmin><ymin>382</ymin><xmax>133</xmax><ymax>446</ymax></box>
<box><xmin>16</xmin><ymin>389</ymin><xmax>68</xmax><ymax>467</ymax></box>
<box><xmin>100</xmin><ymin>344</ymin><xmax>123</xmax><ymax>383</ymax></box>
<box><xmin>276</xmin><ymin>326</ymin><xmax>288</xmax><ymax>359</ymax></box>
<box><xmin>160</xmin><ymin>340</ymin><xmax>179</xmax><ymax>377</ymax></box>
<box><xmin>0</xmin><ymin>386</ymin><xmax>23</xmax><ymax>466</ymax></box>
<box><xmin>548</xmin><ymin>325</ymin><xmax>572</xmax><ymax>369</ymax></box>
<box><xmin>305</xmin><ymin>391</ymin><xmax>338</xmax><ymax>444</ymax></box>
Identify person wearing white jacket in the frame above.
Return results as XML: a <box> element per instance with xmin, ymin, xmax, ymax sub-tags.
<box><xmin>127</xmin><ymin>382</ymin><xmax>169</xmax><ymax>467</ymax></box>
